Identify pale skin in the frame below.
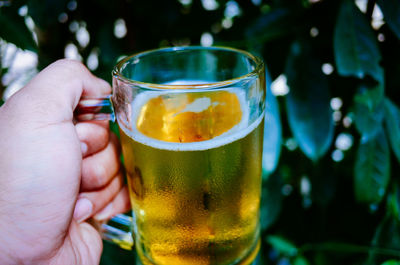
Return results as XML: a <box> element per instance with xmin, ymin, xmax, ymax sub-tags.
<box><xmin>0</xmin><ymin>59</ymin><xmax>131</xmax><ymax>264</ymax></box>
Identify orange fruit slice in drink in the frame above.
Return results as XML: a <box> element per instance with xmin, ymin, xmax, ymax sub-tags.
<box><xmin>136</xmin><ymin>91</ymin><xmax>243</xmax><ymax>143</ymax></box>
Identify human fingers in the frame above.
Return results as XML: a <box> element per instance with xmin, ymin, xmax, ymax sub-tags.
<box><xmin>73</xmin><ymin>170</ymin><xmax>124</xmax><ymax>223</ymax></box>
<box><xmin>94</xmin><ymin>187</ymin><xmax>131</xmax><ymax>221</ymax></box>
<box><xmin>75</xmin><ymin>122</ymin><xmax>109</xmax><ymax>157</ymax></box>
<box><xmin>49</xmin><ymin>221</ymin><xmax>103</xmax><ymax>265</ymax></box>
<box><xmin>4</xmin><ymin>59</ymin><xmax>111</xmax><ymax>125</ymax></box>
<box><xmin>81</xmin><ymin>133</ymin><xmax>120</xmax><ymax>190</ymax></box>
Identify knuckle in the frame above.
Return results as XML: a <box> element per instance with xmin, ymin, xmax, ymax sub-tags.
<box><xmin>106</xmin><ymin>175</ymin><xmax>123</xmax><ymax>197</ymax></box>
<box><xmin>106</xmin><ymin>139</ymin><xmax>121</xmax><ymax>170</ymax></box>
<box><xmin>54</xmin><ymin>58</ymin><xmax>84</xmax><ymax>67</ymax></box>
<box><xmin>54</xmin><ymin>58</ymin><xmax>83</xmax><ymax>67</ymax></box>
<box><xmin>99</xmin><ymin>126</ymin><xmax>110</xmax><ymax>144</ymax></box>
<box><xmin>52</xmin><ymin>59</ymin><xmax>88</xmax><ymax>76</ymax></box>
<box><xmin>93</xmin><ymin>164</ymin><xmax>108</xmax><ymax>187</ymax></box>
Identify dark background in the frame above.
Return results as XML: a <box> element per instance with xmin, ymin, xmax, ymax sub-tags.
<box><xmin>1</xmin><ymin>0</ymin><xmax>400</xmax><ymax>264</ymax></box>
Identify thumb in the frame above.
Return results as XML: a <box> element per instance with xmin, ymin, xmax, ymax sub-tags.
<box><xmin>76</xmin><ymin>222</ymin><xmax>103</xmax><ymax>265</ymax></box>
<box><xmin>5</xmin><ymin>59</ymin><xmax>111</xmax><ymax>125</ymax></box>
<box><xmin>54</xmin><ymin>221</ymin><xmax>103</xmax><ymax>265</ymax></box>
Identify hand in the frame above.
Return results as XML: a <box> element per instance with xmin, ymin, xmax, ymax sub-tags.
<box><xmin>0</xmin><ymin>59</ymin><xmax>130</xmax><ymax>265</ymax></box>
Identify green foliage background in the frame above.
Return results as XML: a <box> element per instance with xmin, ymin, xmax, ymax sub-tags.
<box><xmin>1</xmin><ymin>0</ymin><xmax>400</xmax><ymax>264</ymax></box>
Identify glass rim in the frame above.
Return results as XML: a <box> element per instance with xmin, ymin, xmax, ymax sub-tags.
<box><xmin>112</xmin><ymin>46</ymin><xmax>264</xmax><ymax>90</ymax></box>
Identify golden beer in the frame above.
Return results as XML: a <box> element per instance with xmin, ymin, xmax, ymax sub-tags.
<box><xmin>119</xmin><ymin>89</ymin><xmax>264</xmax><ymax>265</ymax></box>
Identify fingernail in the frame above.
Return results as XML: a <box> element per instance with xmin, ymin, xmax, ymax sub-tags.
<box><xmin>94</xmin><ymin>202</ymin><xmax>113</xmax><ymax>221</ymax></box>
<box><xmin>81</xmin><ymin>142</ymin><xmax>88</xmax><ymax>156</ymax></box>
<box><xmin>74</xmin><ymin>198</ymin><xmax>93</xmax><ymax>223</ymax></box>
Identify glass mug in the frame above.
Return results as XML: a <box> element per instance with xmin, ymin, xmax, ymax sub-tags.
<box><xmin>76</xmin><ymin>46</ymin><xmax>266</xmax><ymax>265</ymax></box>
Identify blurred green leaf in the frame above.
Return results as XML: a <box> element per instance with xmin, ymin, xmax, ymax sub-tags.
<box><xmin>334</xmin><ymin>0</ymin><xmax>382</xmax><ymax>82</ymax></box>
<box><xmin>388</xmin><ymin>183</ymin><xmax>400</xmax><ymax>222</ymax></box>
<box><xmin>0</xmin><ymin>6</ymin><xmax>37</xmax><ymax>51</ymax></box>
<box><xmin>261</xmin><ymin>173</ymin><xmax>283</xmax><ymax>231</ymax></box>
<box><xmin>353</xmin><ymin>102</ymin><xmax>384</xmax><ymax>141</ymax></box>
<box><xmin>110</xmin><ymin>121</ymin><xmax>121</xmax><ymax>138</ymax></box>
<box><xmin>381</xmin><ymin>260</ymin><xmax>400</xmax><ymax>265</ymax></box>
<box><xmin>377</xmin><ymin>0</ymin><xmax>400</xmax><ymax>40</ymax></box>
<box><xmin>245</xmin><ymin>8</ymin><xmax>296</xmax><ymax>43</ymax></box>
<box><xmin>263</xmin><ymin>70</ymin><xmax>282</xmax><ymax>175</ymax></box>
<box><xmin>368</xmin><ymin>215</ymin><xmax>400</xmax><ymax>264</ymax></box>
<box><xmin>294</xmin><ymin>255</ymin><xmax>311</xmax><ymax>265</ymax></box>
<box><xmin>313</xmin><ymin>252</ymin><xmax>332</xmax><ymax>265</ymax></box>
<box><xmin>354</xmin><ymin>76</ymin><xmax>384</xmax><ymax>111</ymax></box>
<box><xmin>266</xmin><ymin>235</ymin><xmax>298</xmax><ymax>257</ymax></box>
<box><xmin>27</xmin><ymin>0</ymin><xmax>68</xmax><ymax>29</ymax></box>
<box><xmin>384</xmin><ymin>98</ymin><xmax>400</xmax><ymax>163</ymax></box>
<box><xmin>353</xmin><ymin>81</ymin><xmax>385</xmax><ymax>141</ymax></box>
<box><xmin>285</xmin><ymin>41</ymin><xmax>334</xmax><ymax>161</ymax></box>
<box><xmin>354</xmin><ymin>129</ymin><xmax>390</xmax><ymax>204</ymax></box>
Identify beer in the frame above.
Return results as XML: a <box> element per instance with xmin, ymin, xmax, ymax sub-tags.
<box><xmin>119</xmin><ymin>88</ymin><xmax>264</xmax><ymax>265</ymax></box>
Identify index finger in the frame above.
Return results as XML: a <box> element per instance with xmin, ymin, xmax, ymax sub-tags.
<box><xmin>9</xmin><ymin>59</ymin><xmax>111</xmax><ymax>124</ymax></box>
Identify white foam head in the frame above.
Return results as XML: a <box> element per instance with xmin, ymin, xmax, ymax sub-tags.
<box><xmin>119</xmin><ymin>84</ymin><xmax>263</xmax><ymax>151</ymax></box>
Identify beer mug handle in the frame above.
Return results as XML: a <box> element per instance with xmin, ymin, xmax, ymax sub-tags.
<box><xmin>95</xmin><ymin>214</ymin><xmax>134</xmax><ymax>250</ymax></box>
<box><xmin>74</xmin><ymin>95</ymin><xmax>115</xmax><ymax>122</ymax></box>
<box><xmin>75</xmin><ymin>96</ymin><xmax>134</xmax><ymax>250</ymax></box>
